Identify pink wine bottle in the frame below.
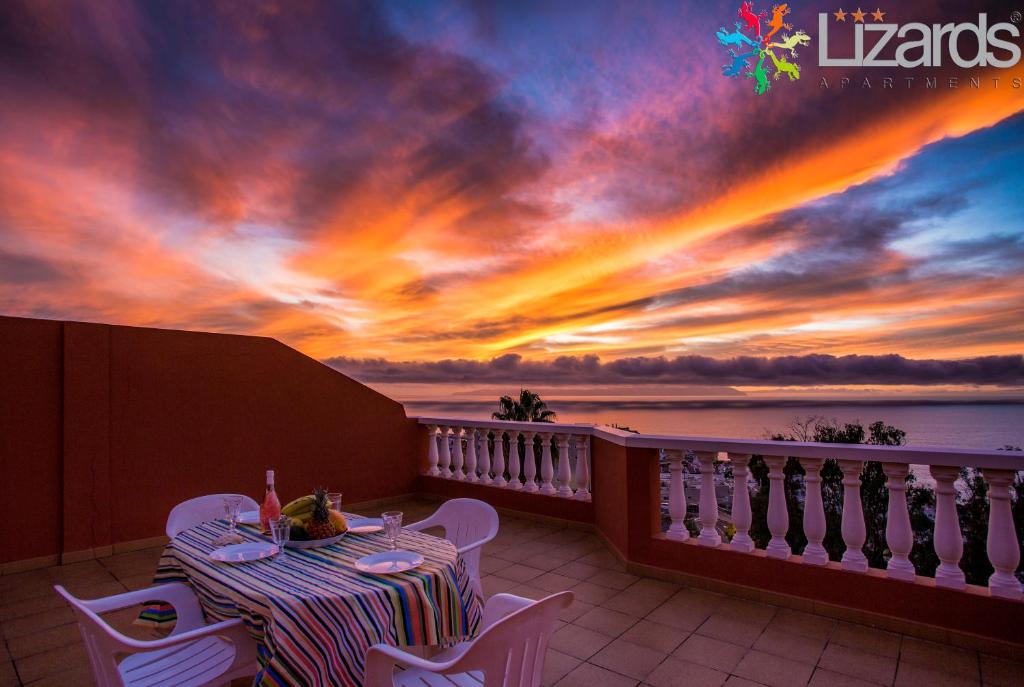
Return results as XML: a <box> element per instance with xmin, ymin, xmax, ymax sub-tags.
<box><xmin>259</xmin><ymin>469</ymin><xmax>281</xmax><ymax>534</ymax></box>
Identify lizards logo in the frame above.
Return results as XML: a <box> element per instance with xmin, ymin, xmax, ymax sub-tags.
<box><xmin>716</xmin><ymin>2</ymin><xmax>811</xmax><ymax>95</ymax></box>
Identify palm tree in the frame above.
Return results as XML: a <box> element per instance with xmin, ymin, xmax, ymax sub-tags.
<box><xmin>492</xmin><ymin>389</ymin><xmax>556</xmax><ymax>422</ymax></box>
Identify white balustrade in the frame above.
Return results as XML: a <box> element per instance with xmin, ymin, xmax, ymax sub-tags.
<box><xmin>574</xmin><ymin>435</ymin><xmax>591</xmax><ymax>501</ymax></box>
<box><xmin>451</xmin><ymin>427</ymin><xmax>465</xmax><ymax>481</ymax></box>
<box><xmin>883</xmin><ymin>463</ymin><xmax>915</xmax><ymax>581</ymax></box>
<box><xmin>729</xmin><ymin>453</ymin><xmax>754</xmax><ymax>553</ymax></box>
<box><xmin>666</xmin><ymin>450</ymin><xmax>688</xmax><ymax>541</ymax></box>
<box><xmin>556</xmin><ymin>434</ymin><xmax>574</xmax><ymax>497</ymax></box>
<box><xmin>984</xmin><ymin>469</ymin><xmax>1023</xmax><ymax>599</ymax></box>
<box><xmin>764</xmin><ymin>456</ymin><xmax>791</xmax><ymax>559</ymax></box>
<box><xmin>696</xmin><ymin>451</ymin><xmax>721</xmax><ymax>547</ymax></box>
<box><xmin>931</xmin><ymin>466</ymin><xmax>966</xmax><ymax>589</ymax></box>
<box><xmin>507</xmin><ymin>431</ymin><xmax>523</xmax><ymax>490</ymax></box>
<box><xmin>491</xmin><ymin>432</ymin><xmax>506</xmax><ymax>488</ymax></box>
<box><xmin>478</xmin><ymin>429</ymin><xmax>492</xmax><ymax>485</ymax></box>
<box><xmin>415</xmin><ymin>416</ymin><xmax>1024</xmax><ymax>604</ymax></box>
<box><xmin>464</xmin><ymin>428</ymin><xmax>478</xmax><ymax>483</ymax></box>
<box><xmin>425</xmin><ymin>424</ymin><xmax>439</xmax><ymax>476</ymax></box>
<box><xmin>438</xmin><ymin>425</ymin><xmax>452</xmax><ymax>478</ymax></box>
<box><xmin>801</xmin><ymin>458</ymin><xmax>828</xmax><ymax>565</ymax></box>
<box><xmin>522</xmin><ymin>431</ymin><xmax>539</xmax><ymax>492</ymax></box>
<box><xmin>539</xmin><ymin>433</ymin><xmax>556</xmax><ymax>495</ymax></box>
<box><xmin>839</xmin><ymin>460</ymin><xmax>868</xmax><ymax>572</ymax></box>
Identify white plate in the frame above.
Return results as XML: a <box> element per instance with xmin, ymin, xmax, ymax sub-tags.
<box><xmin>285</xmin><ymin>532</ymin><xmax>346</xmax><ymax>549</ymax></box>
<box><xmin>238</xmin><ymin>510</ymin><xmax>261</xmax><ymax>526</ymax></box>
<box><xmin>209</xmin><ymin>542</ymin><xmax>278</xmax><ymax>563</ymax></box>
<box><xmin>355</xmin><ymin>550</ymin><xmax>425</xmax><ymax>574</ymax></box>
<box><xmin>347</xmin><ymin>518</ymin><xmax>384</xmax><ymax>534</ymax></box>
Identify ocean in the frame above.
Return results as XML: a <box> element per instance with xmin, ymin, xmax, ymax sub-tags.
<box><xmin>403</xmin><ymin>400</ymin><xmax>1024</xmax><ymax>451</ymax></box>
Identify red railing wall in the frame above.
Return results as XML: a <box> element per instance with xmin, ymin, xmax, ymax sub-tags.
<box><xmin>0</xmin><ymin>316</ymin><xmax>422</xmax><ymax>565</ymax></box>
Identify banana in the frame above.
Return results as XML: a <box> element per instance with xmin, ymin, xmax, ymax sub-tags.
<box><xmin>282</xmin><ymin>495</ymin><xmax>315</xmax><ymax>519</ymax></box>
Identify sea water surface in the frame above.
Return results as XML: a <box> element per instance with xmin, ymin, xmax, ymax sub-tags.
<box><xmin>404</xmin><ymin>400</ymin><xmax>1024</xmax><ymax>451</ymax></box>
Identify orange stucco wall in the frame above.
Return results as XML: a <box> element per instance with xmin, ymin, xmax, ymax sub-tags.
<box><xmin>0</xmin><ymin>316</ymin><xmax>421</xmax><ymax>564</ymax></box>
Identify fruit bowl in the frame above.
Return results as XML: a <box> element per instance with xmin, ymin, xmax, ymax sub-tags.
<box><xmin>285</xmin><ymin>530</ymin><xmax>347</xmax><ymax>549</ymax></box>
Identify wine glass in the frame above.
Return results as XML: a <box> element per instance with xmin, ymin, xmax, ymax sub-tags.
<box><xmin>382</xmin><ymin>511</ymin><xmax>403</xmax><ymax>552</ymax></box>
<box><xmin>223</xmin><ymin>495</ymin><xmax>243</xmax><ymax>534</ymax></box>
<box><xmin>269</xmin><ymin>516</ymin><xmax>291</xmax><ymax>560</ymax></box>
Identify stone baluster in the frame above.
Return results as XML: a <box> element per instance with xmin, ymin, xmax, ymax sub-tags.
<box><xmin>491</xmin><ymin>431</ymin><xmax>507</xmax><ymax>488</ymax></box>
<box><xmin>539</xmin><ymin>433</ymin><xmax>556</xmax><ymax>495</ymax></box>
<box><xmin>729</xmin><ymin>453</ymin><xmax>754</xmax><ymax>553</ymax></box>
<box><xmin>464</xmin><ymin>427</ymin><xmax>478</xmax><ymax>483</ymax></box>
<box><xmin>438</xmin><ymin>425</ymin><xmax>452</xmax><ymax>478</ymax></box>
<box><xmin>523</xmin><ymin>431</ymin><xmax>539</xmax><ymax>492</ymax></box>
<box><xmin>425</xmin><ymin>424</ymin><xmax>439</xmax><ymax>476</ymax></box>
<box><xmin>556</xmin><ymin>434</ymin><xmax>574</xmax><ymax>497</ymax></box>
<box><xmin>930</xmin><ymin>466</ymin><xmax>966</xmax><ymax>589</ymax></box>
<box><xmin>666</xmin><ymin>449</ymin><xmax>688</xmax><ymax>541</ymax></box>
<box><xmin>696</xmin><ymin>451</ymin><xmax>721</xmax><ymax>546</ymax></box>
<box><xmin>451</xmin><ymin>427</ymin><xmax>465</xmax><ymax>481</ymax></box>
<box><xmin>507</xmin><ymin>431</ymin><xmax>523</xmax><ymax>490</ymax></box>
<box><xmin>983</xmin><ymin>469</ymin><xmax>1023</xmax><ymax>599</ymax></box>
<box><xmin>574</xmin><ymin>436</ymin><xmax>591</xmax><ymax>501</ymax></box>
<box><xmin>477</xmin><ymin>429</ymin><xmax>492</xmax><ymax>484</ymax></box>
<box><xmin>764</xmin><ymin>456</ymin><xmax>790</xmax><ymax>559</ymax></box>
<box><xmin>883</xmin><ymin>463</ymin><xmax>915</xmax><ymax>581</ymax></box>
<box><xmin>801</xmin><ymin>458</ymin><xmax>828</xmax><ymax>566</ymax></box>
<box><xmin>839</xmin><ymin>460</ymin><xmax>868</xmax><ymax>572</ymax></box>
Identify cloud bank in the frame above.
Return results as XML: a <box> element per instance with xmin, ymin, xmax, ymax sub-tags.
<box><xmin>325</xmin><ymin>353</ymin><xmax>1024</xmax><ymax>387</ymax></box>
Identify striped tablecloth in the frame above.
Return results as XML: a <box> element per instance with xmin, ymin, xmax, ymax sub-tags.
<box><xmin>149</xmin><ymin>517</ymin><xmax>482</xmax><ymax>686</ymax></box>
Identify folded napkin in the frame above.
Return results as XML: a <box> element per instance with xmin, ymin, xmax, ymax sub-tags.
<box><xmin>212</xmin><ymin>532</ymin><xmax>245</xmax><ymax>546</ymax></box>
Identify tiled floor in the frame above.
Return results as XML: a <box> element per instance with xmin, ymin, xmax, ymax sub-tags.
<box><xmin>1</xmin><ymin>497</ymin><xmax>1021</xmax><ymax>687</ymax></box>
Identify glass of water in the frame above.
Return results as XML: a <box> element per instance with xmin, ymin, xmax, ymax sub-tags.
<box><xmin>328</xmin><ymin>492</ymin><xmax>343</xmax><ymax>511</ymax></box>
<box><xmin>223</xmin><ymin>495</ymin><xmax>243</xmax><ymax>534</ymax></box>
<box><xmin>382</xmin><ymin>511</ymin><xmax>403</xmax><ymax>551</ymax></box>
<box><xmin>269</xmin><ymin>515</ymin><xmax>291</xmax><ymax>560</ymax></box>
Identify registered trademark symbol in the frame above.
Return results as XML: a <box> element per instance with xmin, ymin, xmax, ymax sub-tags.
<box><xmin>1012</xmin><ymin>9</ymin><xmax>1022</xmax><ymax>23</ymax></box>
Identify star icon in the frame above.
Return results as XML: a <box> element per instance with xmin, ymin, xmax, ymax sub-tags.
<box><xmin>834</xmin><ymin>8</ymin><xmax>847</xmax><ymax>21</ymax></box>
<box><xmin>851</xmin><ymin>7</ymin><xmax>866</xmax><ymax>22</ymax></box>
<box><xmin>871</xmin><ymin>8</ymin><xmax>886</xmax><ymax>21</ymax></box>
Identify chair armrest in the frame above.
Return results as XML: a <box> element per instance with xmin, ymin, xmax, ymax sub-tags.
<box><xmin>480</xmin><ymin>593</ymin><xmax>533</xmax><ymax>631</ymax></box>
<box><xmin>405</xmin><ymin>514</ymin><xmax>442</xmax><ymax>532</ymax></box>
<box><xmin>82</xmin><ymin>583</ymin><xmax>206</xmax><ymax>632</ymax></box>
<box><xmin>365</xmin><ymin>643</ymin><xmax>457</xmax><ymax>687</ymax></box>
<box><xmin>455</xmin><ymin>536</ymin><xmax>495</xmax><ymax>556</ymax></box>
<box><xmin>116</xmin><ymin>617</ymin><xmax>250</xmax><ymax>652</ymax></box>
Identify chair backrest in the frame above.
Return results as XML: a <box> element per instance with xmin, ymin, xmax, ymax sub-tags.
<box><xmin>55</xmin><ymin>585</ymin><xmax>132</xmax><ymax>686</ymax></box>
<box><xmin>451</xmin><ymin>591</ymin><xmax>573</xmax><ymax>687</ymax></box>
<box><xmin>429</xmin><ymin>498</ymin><xmax>500</xmax><ymax>551</ymax></box>
<box><xmin>166</xmin><ymin>493</ymin><xmax>260</xmax><ymax>538</ymax></box>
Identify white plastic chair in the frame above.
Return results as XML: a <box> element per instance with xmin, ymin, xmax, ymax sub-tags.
<box><xmin>165</xmin><ymin>493</ymin><xmax>260</xmax><ymax>538</ymax></box>
<box><xmin>55</xmin><ymin>583</ymin><xmax>258</xmax><ymax>687</ymax></box>
<box><xmin>365</xmin><ymin>591</ymin><xmax>573</xmax><ymax>687</ymax></box>
<box><xmin>407</xmin><ymin>498</ymin><xmax>499</xmax><ymax>599</ymax></box>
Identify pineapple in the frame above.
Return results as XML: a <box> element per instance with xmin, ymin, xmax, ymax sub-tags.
<box><xmin>306</xmin><ymin>488</ymin><xmax>337</xmax><ymax>540</ymax></box>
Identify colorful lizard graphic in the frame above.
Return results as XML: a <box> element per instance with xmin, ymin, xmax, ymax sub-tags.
<box><xmin>762</xmin><ymin>4</ymin><xmax>792</xmax><ymax>44</ymax></box>
<box><xmin>745</xmin><ymin>50</ymin><xmax>770</xmax><ymax>94</ymax></box>
<box><xmin>765</xmin><ymin>48</ymin><xmax>800</xmax><ymax>81</ymax></box>
<box><xmin>767</xmin><ymin>30</ymin><xmax>810</xmax><ymax>57</ymax></box>
<box><xmin>738</xmin><ymin>1</ymin><xmax>765</xmax><ymax>39</ymax></box>
<box><xmin>716</xmin><ymin>21</ymin><xmax>760</xmax><ymax>49</ymax></box>
<box><xmin>722</xmin><ymin>49</ymin><xmax>758</xmax><ymax>77</ymax></box>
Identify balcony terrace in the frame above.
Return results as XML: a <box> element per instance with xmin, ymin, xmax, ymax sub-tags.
<box><xmin>1</xmin><ymin>315</ymin><xmax>1022</xmax><ymax>687</ymax></box>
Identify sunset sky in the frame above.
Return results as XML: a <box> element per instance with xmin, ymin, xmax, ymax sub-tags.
<box><xmin>1</xmin><ymin>1</ymin><xmax>1022</xmax><ymax>390</ymax></box>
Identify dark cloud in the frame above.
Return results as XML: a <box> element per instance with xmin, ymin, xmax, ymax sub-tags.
<box><xmin>325</xmin><ymin>353</ymin><xmax>1024</xmax><ymax>386</ymax></box>
<box><xmin>0</xmin><ymin>250</ymin><xmax>68</xmax><ymax>284</ymax></box>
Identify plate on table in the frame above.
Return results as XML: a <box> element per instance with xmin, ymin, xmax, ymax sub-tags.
<box><xmin>238</xmin><ymin>510</ymin><xmax>261</xmax><ymax>526</ymax></box>
<box><xmin>355</xmin><ymin>550</ymin><xmax>425</xmax><ymax>575</ymax></box>
<box><xmin>347</xmin><ymin>518</ymin><xmax>384</xmax><ymax>534</ymax></box>
<box><xmin>209</xmin><ymin>542</ymin><xmax>278</xmax><ymax>563</ymax></box>
<box><xmin>285</xmin><ymin>532</ymin><xmax>346</xmax><ymax>549</ymax></box>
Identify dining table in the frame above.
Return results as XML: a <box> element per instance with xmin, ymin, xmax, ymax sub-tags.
<box><xmin>140</xmin><ymin>515</ymin><xmax>483</xmax><ymax>687</ymax></box>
